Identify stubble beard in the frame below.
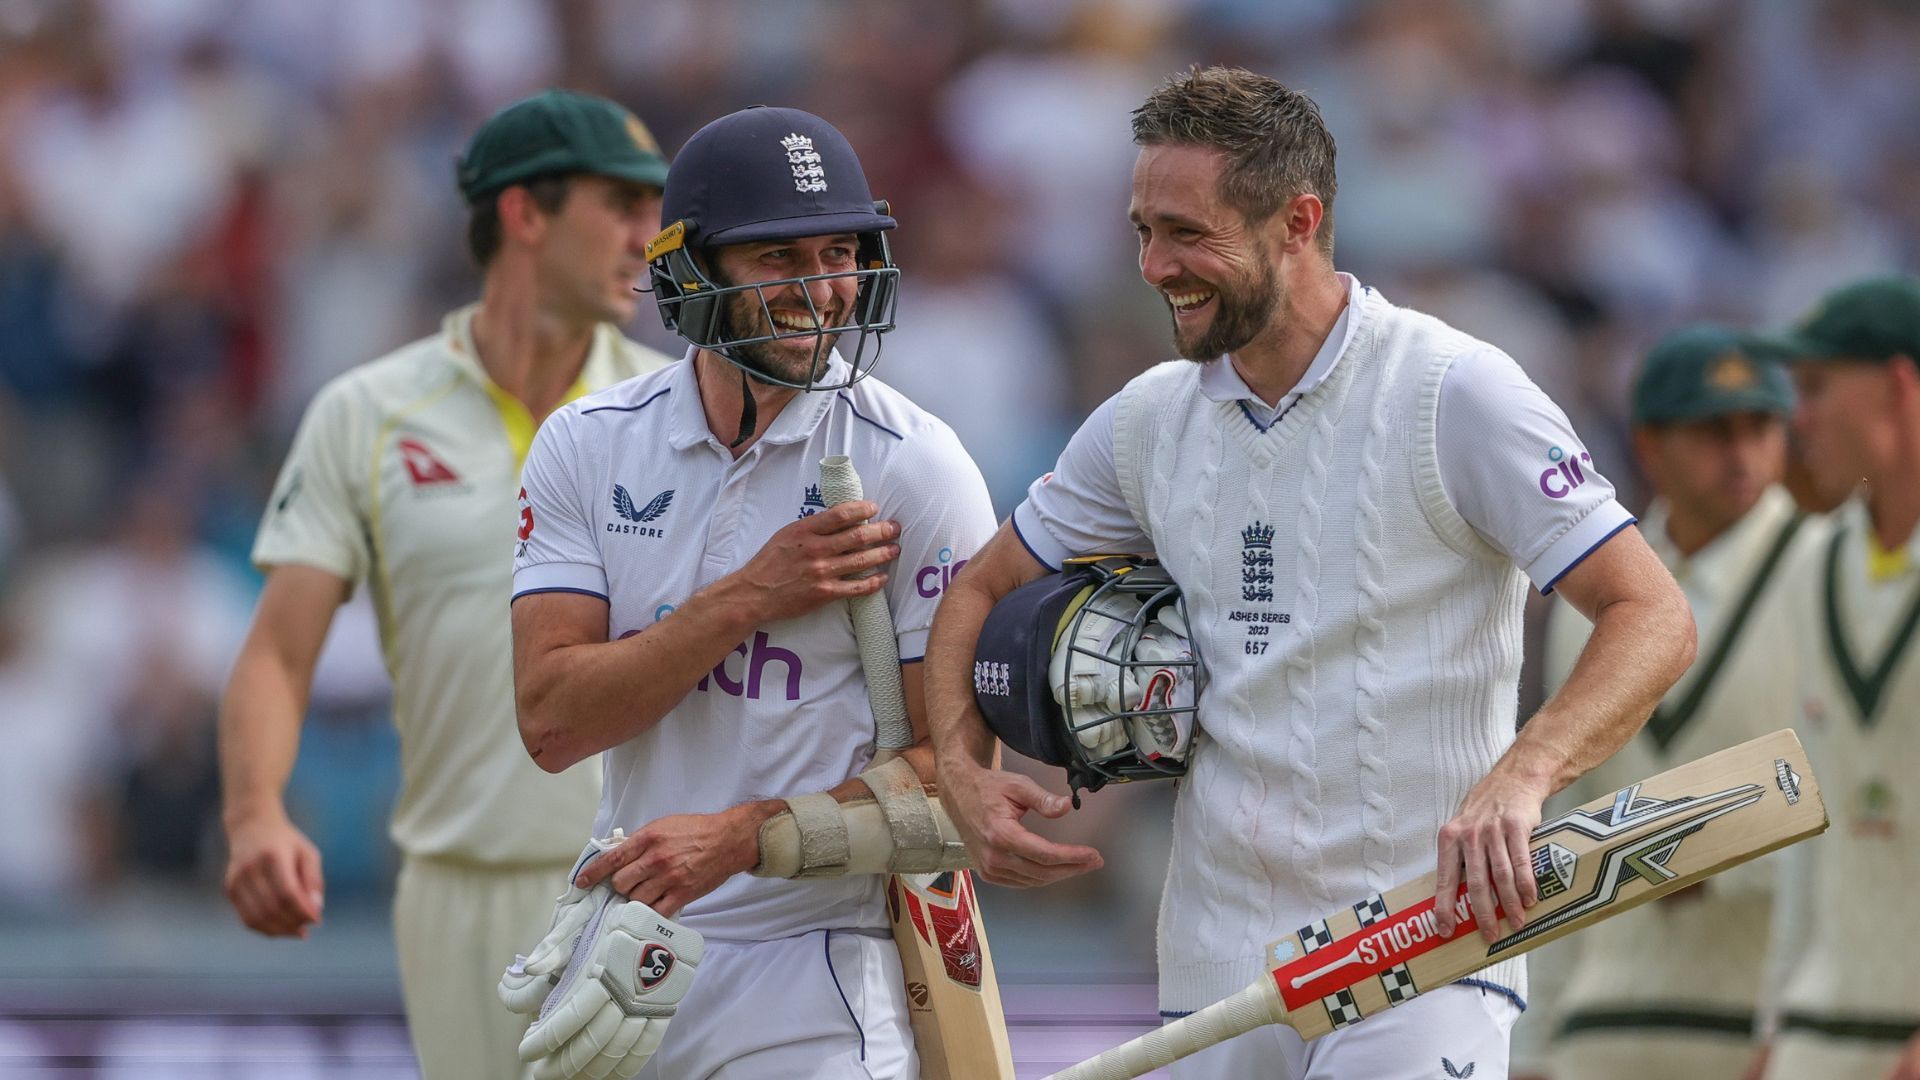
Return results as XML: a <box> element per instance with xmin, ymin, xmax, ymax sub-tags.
<box><xmin>1170</xmin><ymin>256</ymin><xmax>1280</xmax><ymax>362</ymax></box>
<box><xmin>717</xmin><ymin>283</ymin><xmax>843</xmax><ymax>387</ymax></box>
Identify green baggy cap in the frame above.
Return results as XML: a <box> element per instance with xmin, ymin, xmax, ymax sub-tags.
<box><xmin>457</xmin><ymin>89</ymin><xmax>669</xmax><ymax>205</ymax></box>
<box><xmin>1632</xmin><ymin>323</ymin><xmax>1794</xmax><ymax>425</ymax></box>
<box><xmin>1743</xmin><ymin>276</ymin><xmax>1920</xmax><ymax>366</ymax></box>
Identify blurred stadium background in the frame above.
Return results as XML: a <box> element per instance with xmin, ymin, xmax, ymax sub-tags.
<box><xmin>0</xmin><ymin>0</ymin><xmax>1915</xmax><ymax>1075</ymax></box>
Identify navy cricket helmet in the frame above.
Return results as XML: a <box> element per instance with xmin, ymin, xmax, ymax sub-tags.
<box><xmin>973</xmin><ymin>556</ymin><xmax>1203</xmax><ymax>804</ymax></box>
<box><xmin>644</xmin><ymin>106</ymin><xmax>899</xmax><ymax>393</ymax></box>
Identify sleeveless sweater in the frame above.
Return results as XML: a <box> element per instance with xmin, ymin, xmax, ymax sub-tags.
<box><xmin>1112</xmin><ymin>285</ymin><xmax>1529</xmax><ymax>1012</ymax></box>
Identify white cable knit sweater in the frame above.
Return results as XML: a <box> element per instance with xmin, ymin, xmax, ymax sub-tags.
<box><xmin>1113</xmin><ymin>285</ymin><xmax>1530</xmax><ymax>1014</ymax></box>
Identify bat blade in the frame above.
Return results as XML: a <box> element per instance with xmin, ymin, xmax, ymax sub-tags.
<box><xmin>820</xmin><ymin>455</ymin><xmax>1016</xmax><ymax>1079</ymax></box>
<box><xmin>1048</xmin><ymin>728</ymin><xmax>1828</xmax><ymax>1079</ymax></box>
<box><xmin>888</xmin><ymin>870</ymin><xmax>1017</xmax><ymax>1079</ymax></box>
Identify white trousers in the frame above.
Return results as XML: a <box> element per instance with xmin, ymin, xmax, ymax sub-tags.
<box><xmin>1168</xmin><ymin>981</ymin><xmax>1521</xmax><ymax>1079</ymax></box>
<box><xmin>393</xmin><ymin>855</ymin><xmax>571</xmax><ymax>1080</ymax></box>
<box><xmin>636</xmin><ymin>929</ymin><xmax>917</xmax><ymax>1080</ymax></box>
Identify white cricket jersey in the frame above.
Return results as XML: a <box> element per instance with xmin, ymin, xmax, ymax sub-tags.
<box><xmin>1014</xmin><ymin>276</ymin><xmax>1635</xmax><ymax>1015</ymax></box>
<box><xmin>512</xmin><ymin>351</ymin><xmax>996</xmax><ymax>942</ymax></box>
<box><xmin>1516</xmin><ymin>486</ymin><xmax>1824</xmax><ymax>1077</ymax></box>
<box><xmin>253</xmin><ymin>305</ymin><xmax>670</xmax><ymax>864</ymax></box>
<box><xmin>1768</xmin><ymin>497</ymin><xmax>1920</xmax><ymax>1040</ymax></box>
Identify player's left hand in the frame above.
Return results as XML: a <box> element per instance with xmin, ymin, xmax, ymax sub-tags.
<box><xmin>1887</xmin><ymin>1032</ymin><xmax>1920</xmax><ymax>1080</ymax></box>
<box><xmin>575</xmin><ymin>806</ymin><xmax>777</xmax><ymax>918</ymax></box>
<box><xmin>1431</xmin><ymin>766</ymin><xmax>1551</xmax><ymax>942</ymax></box>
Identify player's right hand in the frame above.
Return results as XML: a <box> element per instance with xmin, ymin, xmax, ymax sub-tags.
<box><xmin>222</xmin><ymin>811</ymin><xmax>324</xmax><ymax>938</ymax></box>
<box><xmin>718</xmin><ymin>500</ymin><xmax>900</xmax><ymax>622</ymax></box>
<box><xmin>937</xmin><ymin>755</ymin><xmax>1102</xmax><ymax>888</ymax></box>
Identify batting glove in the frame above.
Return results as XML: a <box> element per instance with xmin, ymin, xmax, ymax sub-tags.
<box><xmin>517</xmin><ymin>893</ymin><xmax>702</xmax><ymax>1080</ymax></box>
<box><xmin>500</xmin><ymin>833</ymin><xmax>626</xmax><ymax>1016</ymax></box>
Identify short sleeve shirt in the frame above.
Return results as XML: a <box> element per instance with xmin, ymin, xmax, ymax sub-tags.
<box><xmin>513</xmin><ymin>352</ymin><xmax>998</xmax><ymax>940</ymax></box>
<box><xmin>253</xmin><ymin>305</ymin><xmax>672</xmax><ymax>864</ymax></box>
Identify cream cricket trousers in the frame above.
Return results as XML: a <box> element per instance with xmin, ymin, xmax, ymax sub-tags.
<box><xmin>394</xmin><ymin>854</ymin><xmax>572</xmax><ymax>1080</ymax></box>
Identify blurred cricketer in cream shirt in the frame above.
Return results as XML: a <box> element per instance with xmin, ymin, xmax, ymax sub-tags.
<box><xmin>254</xmin><ymin>304</ymin><xmax>668</xmax><ymax>860</ymax></box>
<box><xmin>511</xmin><ymin>351</ymin><xmax>997</xmax><ymax>941</ymax></box>
<box><xmin>1517</xmin><ymin>485</ymin><xmax>1825</xmax><ymax>1078</ymax></box>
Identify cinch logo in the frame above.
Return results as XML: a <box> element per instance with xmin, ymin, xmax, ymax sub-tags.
<box><xmin>610</xmin><ymin>484</ymin><xmax>673</xmax><ymax>537</ymax></box>
<box><xmin>916</xmin><ymin>547</ymin><xmax>969</xmax><ymax>598</ymax></box>
<box><xmin>798</xmin><ymin>484</ymin><xmax>826</xmax><ymax>519</ymax></box>
<box><xmin>697</xmin><ymin>631</ymin><xmax>803</xmax><ymax>700</ymax></box>
<box><xmin>397</xmin><ymin>437</ymin><xmax>460</xmax><ymax>485</ymax></box>
<box><xmin>1539</xmin><ymin>446</ymin><xmax>1595</xmax><ymax>499</ymax></box>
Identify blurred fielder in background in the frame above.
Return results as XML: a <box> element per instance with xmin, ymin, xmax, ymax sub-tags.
<box><xmin>1517</xmin><ymin>326</ymin><xmax>1821</xmax><ymax>1080</ymax></box>
<box><xmin>217</xmin><ymin>89</ymin><xmax>672</xmax><ymax>1079</ymax></box>
<box><xmin>506</xmin><ymin>106</ymin><xmax>995</xmax><ymax>1078</ymax></box>
<box><xmin>1748</xmin><ymin>276</ymin><xmax>1920</xmax><ymax>1080</ymax></box>
<box><xmin>927</xmin><ymin>66</ymin><xmax>1695</xmax><ymax>1080</ymax></box>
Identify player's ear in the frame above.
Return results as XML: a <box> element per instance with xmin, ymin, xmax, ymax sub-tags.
<box><xmin>1888</xmin><ymin>353</ymin><xmax>1920</xmax><ymax>407</ymax></box>
<box><xmin>1275</xmin><ymin>192</ymin><xmax>1324</xmax><ymax>257</ymax></box>
<box><xmin>496</xmin><ymin>185</ymin><xmax>551</xmax><ymax>250</ymax></box>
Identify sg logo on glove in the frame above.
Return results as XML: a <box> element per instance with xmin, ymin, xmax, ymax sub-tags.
<box><xmin>499</xmin><ymin>836</ymin><xmax>705</xmax><ymax>1080</ymax></box>
<box><xmin>637</xmin><ymin>944</ymin><xmax>676</xmax><ymax>992</ymax></box>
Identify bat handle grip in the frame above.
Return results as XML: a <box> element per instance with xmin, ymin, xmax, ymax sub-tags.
<box><xmin>819</xmin><ymin>455</ymin><xmax>913</xmax><ymax>753</ymax></box>
<box><xmin>1045</xmin><ymin>979</ymin><xmax>1280</xmax><ymax>1080</ymax></box>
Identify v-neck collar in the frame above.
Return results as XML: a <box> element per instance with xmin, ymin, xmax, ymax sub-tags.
<box><xmin>1204</xmin><ymin>278</ymin><xmax>1375</xmax><ymax>465</ymax></box>
<box><xmin>1822</xmin><ymin>502</ymin><xmax>1920</xmax><ymax>728</ymax></box>
<box><xmin>1199</xmin><ymin>273</ymin><xmax>1365</xmax><ymax>434</ymax></box>
<box><xmin>1642</xmin><ymin>502</ymin><xmax>1806</xmax><ymax>750</ymax></box>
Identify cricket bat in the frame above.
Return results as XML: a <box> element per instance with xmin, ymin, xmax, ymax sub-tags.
<box><xmin>1048</xmin><ymin>728</ymin><xmax>1828</xmax><ymax>1079</ymax></box>
<box><xmin>820</xmin><ymin>455</ymin><xmax>1017</xmax><ymax>1080</ymax></box>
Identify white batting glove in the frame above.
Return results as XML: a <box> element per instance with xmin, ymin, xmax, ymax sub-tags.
<box><xmin>517</xmin><ymin>892</ymin><xmax>703</xmax><ymax>1080</ymax></box>
<box><xmin>500</xmin><ymin>833</ymin><xmax>626</xmax><ymax>1015</ymax></box>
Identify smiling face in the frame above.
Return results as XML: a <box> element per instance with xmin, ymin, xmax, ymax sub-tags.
<box><xmin>707</xmin><ymin>233</ymin><xmax>861</xmax><ymax>385</ymax></box>
<box><xmin>1129</xmin><ymin>143</ymin><xmax>1286</xmax><ymax>361</ymax></box>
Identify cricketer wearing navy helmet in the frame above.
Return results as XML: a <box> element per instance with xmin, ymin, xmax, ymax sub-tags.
<box><xmin>645</xmin><ymin>106</ymin><xmax>899</xmax><ymax>444</ymax></box>
<box><xmin>504</xmin><ymin>106</ymin><xmax>995</xmax><ymax>1079</ymax></box>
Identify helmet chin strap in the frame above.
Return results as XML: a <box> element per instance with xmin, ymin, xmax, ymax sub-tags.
<box><xmin>729</xmin><ymin>368</ymin><xmax>756</xmax><ymax>448</ymax></box>
<box><xmin>716</xmin><ymin>332</ymin><xmax>833</xmax><ymax>448</ymax></box>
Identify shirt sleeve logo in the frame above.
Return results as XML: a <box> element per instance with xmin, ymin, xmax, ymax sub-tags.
<box><xmin>1538</xmin><ymin>445</ymin><xmax>1595</xmax><ymax>499</ymax></box>
<box><xmin>916</xmin><ymin>546</ymin><xmax>970</xmax><ymax>598</ymax></box>
<box><xmin>273</xmin><ymin>468</ymin><xmax>303</xmax><ymax>515</ymax></box>
<box><xmin>517</xmin><ymin>486</ymin><xmax>535</xmax><ymax>541</ymax></box>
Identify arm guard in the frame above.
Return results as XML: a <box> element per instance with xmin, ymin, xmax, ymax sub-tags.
<box><xmin>751</xmin><ymin>756</ymin><xmax>972</xmax><ymax>879</ymax></box>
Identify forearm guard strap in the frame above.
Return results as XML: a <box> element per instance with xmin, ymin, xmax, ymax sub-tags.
<box><xmin>751</xmin><ymin>756</ymin><xmax>972</xmax><ymax>879</ymax></box>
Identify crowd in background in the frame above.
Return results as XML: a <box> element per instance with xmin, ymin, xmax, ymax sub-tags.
<box><xmin>0</xmin><ymin>0</ymin><xmax>1916</xmax><ymax>974</ymax></box>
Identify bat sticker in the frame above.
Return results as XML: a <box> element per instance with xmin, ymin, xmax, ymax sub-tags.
<box><xmin>1776</xmin><ymin>759</ymin><xmax>1803</xmax><ymax>804</ymax></box>
<box><xmin>1489</xmin><ymin>786</ymin><xmax>1762</xmax><ymax>956</ymax></box>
